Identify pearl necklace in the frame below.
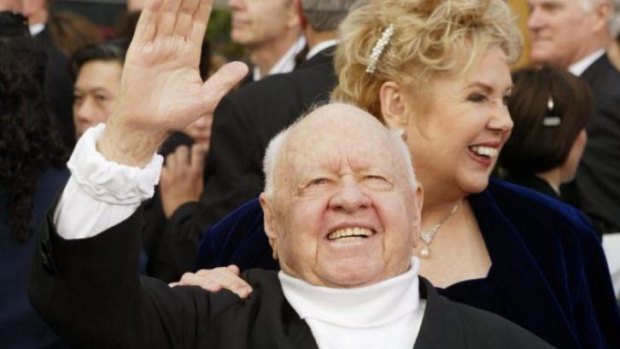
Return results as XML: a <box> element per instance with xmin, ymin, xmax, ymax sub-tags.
<box><xmin>419</xmin><ymin>204</ymin><xmax>459</xmax><ymax>258</ymax></box>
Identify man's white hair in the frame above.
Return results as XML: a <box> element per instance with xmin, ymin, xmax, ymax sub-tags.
<box><xmin>579</xmin><ymin>0</ymin><xmax>620</xmax><ymax>37</ymax></box>
<box><xmin>262</xmin><ymin>103</ymin><xmax>417</xmax><ymax>198</ymax></box>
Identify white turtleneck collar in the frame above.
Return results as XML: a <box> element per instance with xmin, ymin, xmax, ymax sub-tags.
<box><xmin>279</xmin><ymin>258</ymin><xmax>425</xmax><ymax>349</ymax></box>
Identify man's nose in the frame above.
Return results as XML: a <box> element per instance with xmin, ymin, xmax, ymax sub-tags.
<box><xmin>74</xmin><ymin>98</ymin><xmax>95</xmax><ymax>122</ymax></box>
<box><xmin>329</xmin><ymin>178</ymin><xmax>371</xmax><ymax>213</ymax></box>
<box><xmin>527</xmin><ymin>7</ymin><xmax>544</xmax><ymax>31</ymax></box>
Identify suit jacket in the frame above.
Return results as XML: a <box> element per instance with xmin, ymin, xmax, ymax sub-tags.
<box><xmin>195</xmin><ymin>178</ymin><xmax>620</xmax><ymax>349</ymax></box>
<box><xmin>574</xmin><ymin>53</ymin><xmax>620</xmax><ymax>233</ymax></box>
<box><xmin>29</xmin><ymin>206</ymin><xmax>553</xmax><ymax>349</ymax></box>
<box><xmin>152</xmin><ymin>47</ymin><xmax>337</xmax><ymax>281</ymax></box>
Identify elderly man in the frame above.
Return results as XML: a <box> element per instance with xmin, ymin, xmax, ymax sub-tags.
<box><xmin>29</xmin><ymin>1</ymin><xmax>552</xmax><ymax>348</ymax></box>
<box><xmin>528</xmin><ymin>0</ymin><xmax>620</xmax><ymax>234</ymax></box>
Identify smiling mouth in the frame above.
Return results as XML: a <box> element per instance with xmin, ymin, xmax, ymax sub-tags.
<box><xmin>469</xmin><ymin>145</ymin><xmax>498</xmax><ymax>159</ymax></box>
<box><xmin>327</xmin><ymin>227</ymin><xmax>373</xmax><ymax>241</ymax></box>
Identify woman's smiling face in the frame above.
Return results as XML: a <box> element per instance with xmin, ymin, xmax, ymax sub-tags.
<box><xmin>402</xmin><ymin>47</ymin><xmax>514</xmax><ymax>198</ymax></box>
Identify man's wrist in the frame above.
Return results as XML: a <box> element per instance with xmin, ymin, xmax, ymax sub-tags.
<box><xmin>97</xmin><ymin>116</ymin><xmax>168</xmax><ymax>168</ymax></box>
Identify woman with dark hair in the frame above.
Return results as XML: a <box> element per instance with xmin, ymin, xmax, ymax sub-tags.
<box><xmin>499</xmin><ymin>65</ymin><xmax>592</xmax><ymax>199</ymax></box>
<box><xmin>0</xmin><ymin>38</ymin><xmax>69</xmax><ymax>348</ymax></box>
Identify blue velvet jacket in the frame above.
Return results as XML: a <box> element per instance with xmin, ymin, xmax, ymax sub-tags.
<box><xmin>196</xmin><ymin>178</ymin><xmax>620</xmax><ymax>349</ymax></box>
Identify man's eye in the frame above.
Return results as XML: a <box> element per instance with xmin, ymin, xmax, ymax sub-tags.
<box><xmin>308</xmin><ymin>178</ymin><xmax>330</xmax><ymax>186</ymax></box>
<box><xmin>363</xmin><ymin>175</ymin><xmax>392</xmax><ymax>190</ymax></box>
<box><xmin>503</xmin><ymin>94</ymin><xmax>511</xmax><ymax>105</ymax></box>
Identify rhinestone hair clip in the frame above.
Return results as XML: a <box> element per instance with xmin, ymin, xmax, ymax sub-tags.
<box><xmin>366</xmin><ymin>24</ymin><xmax>395</xmax><ymax>74</ymax></box>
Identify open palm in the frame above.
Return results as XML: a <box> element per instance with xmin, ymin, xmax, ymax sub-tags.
<box><xmin>102</xmin><ymin>0</ymin><xmax>247</xmax><ymax>165</ymax></box>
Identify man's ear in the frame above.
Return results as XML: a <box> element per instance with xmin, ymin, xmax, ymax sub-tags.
<box><xmin>260</xmin><ymin>193</ymin><xmax>279</xmax><ymax>260</ymax></box>
<box><xmin>287</xmin><ymin>0</ymin><xmax>303</xmax><ymax>29</ymax></box>
<box><xmin>380</xmin><ymin>81</ymin><xmax>409</xmax><ymax>130</ymax></box>
<box><xmin>592</xmin><ymin>1</ymin><xmax>611</xmax><ymax>34</ymax></box>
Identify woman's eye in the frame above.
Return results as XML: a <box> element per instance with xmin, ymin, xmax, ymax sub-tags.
<box><xmin>467</xmin><ymin>93</ymin><xmax>487</xmax><ymax>103</ymax></box>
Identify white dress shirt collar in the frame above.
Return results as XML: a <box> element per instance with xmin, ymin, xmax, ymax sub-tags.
<box><xmin>306</xmin><ymin>39</ymin><xmax>338</xmax><ymax>60</ymax></box>
<box><xmin>569</xmin><ymin>49</ymin><xmax>605</xmax><ymax>76</ymax></box>
<box><xmin>253</xmin><ymin>35</ymin><xmax>307</xmax><ymax>81</ymax></box>
<box><xmin>29</xmin><ymin>23</ymin><xmax>45</xmax><ymax>37</ymax></box>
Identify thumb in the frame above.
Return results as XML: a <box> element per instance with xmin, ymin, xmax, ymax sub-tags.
<box><xmin>201</xmin><ymin>61</ymin><xmax>248</xmax><ymax>109</ymax></box>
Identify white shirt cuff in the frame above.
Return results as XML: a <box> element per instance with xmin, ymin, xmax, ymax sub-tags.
<box><xmin>54</xmin><ymin>124</ymin><xmax>163</xmax><ymax>239</ymax></box>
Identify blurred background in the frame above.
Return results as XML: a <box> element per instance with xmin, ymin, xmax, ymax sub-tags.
<box><xmin>50</xmin><ymin>0</ymin><xmax>532</xmax><ymax>67</ymax></box>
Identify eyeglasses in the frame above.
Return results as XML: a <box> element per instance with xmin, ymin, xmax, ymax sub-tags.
<box><xmin>0</xmin><ymin>11</ymin><xmax>30</xmax><ymax>39</ymax></box>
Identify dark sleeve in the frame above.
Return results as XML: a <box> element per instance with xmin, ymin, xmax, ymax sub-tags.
<box><xmin>29</xmin><ymin>206</ymin><xmax>214</xmax><ymax>349</ymax></box>
<box><xmin>195</xmin><ymin>198</ymin><xmax>278</xmax><ymax>271</ymax></box>
<box><xmin>157</xmin><ymin>93</ymin><xmax>267</xmax><ymax>279</ymax></box>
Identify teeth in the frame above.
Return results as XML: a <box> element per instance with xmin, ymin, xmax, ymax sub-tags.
<box><xmin>470</xmin><ymin>146</ymin><xmax>498</xmax><ymax>158</ymax></box>
<box><xmin>327</xmin><ymin>227</ymin><xmax>372</xmax><ymax>240</ymax></box>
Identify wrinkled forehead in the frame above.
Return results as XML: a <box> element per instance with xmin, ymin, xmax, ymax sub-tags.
<box><xmin>283</xmin><ymin>104</ymin><xmax>405</xmax><ymax>175</ymax></box>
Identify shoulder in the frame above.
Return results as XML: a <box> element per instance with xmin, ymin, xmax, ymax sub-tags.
<box><xmin>228</xmin><ymin>59</ymin><xmax>334</xmax><ymax>103</ymax></box>
<box><xmin>485</xmin><ymin>178</ymin><xmax>595</xmax><ymax>234</ymax></box>
<box><xmin>583</xmin><ymin>54</ymin><xmax>620</xmax><ymax>94</ymax></box>
<box><xmin>450</xmin><ymin>300</ymin><xmax>554</xmax><ymax>348</ymax></box>
<box><xmin>474</xmin><ymin>178</ymin><xmax>601</xmax><ymax>259</ymax></box>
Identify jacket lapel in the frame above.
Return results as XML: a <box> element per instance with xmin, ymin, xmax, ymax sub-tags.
<box><xmin>414</xmin><ymin>278</ymin><xmax>465</xmax><ymax>348</ymax></box>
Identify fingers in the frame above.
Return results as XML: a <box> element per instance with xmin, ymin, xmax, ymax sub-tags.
<box><xmin>201</xmin><ymin>62</ymin><xmax>249</xmax><ymax>111</ymax></box>
<box><xmin>163</xmin><ymin>145</ymin><xmax>204</xmax><ymax>175</ymax></box>
<box><xmin>190</xmin><ymin>143</ymin><xmax>207</xmax><ymax>173</ymax></box>
<box><xmin>171</xmin><ymin>266</ymin><xmax>253</xmax><ymax>298</ymax></box>
<box><xmin>190</xmin><ymin>0</ymin><xmax>212</xmax><ymax>45</ymax></box>
<box><xmin>132</xmin><ymin>0</ymin><xmax>163</xmax><ymax>45</ymax></box>
<box><xmin>157</xmin><ymin>0</ymin><xmax>183</xmax><ymax>37</ymax></box>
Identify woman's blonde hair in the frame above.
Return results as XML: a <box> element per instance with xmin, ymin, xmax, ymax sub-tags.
<box><xmin>332</xmin><ymin>0</ymin><xmax>523</xmax><ymax>121</ymax></box>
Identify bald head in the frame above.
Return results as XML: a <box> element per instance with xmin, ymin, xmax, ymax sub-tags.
<box><xmin>263</xmin><ymin>102</ymin><xmax>416</xmax><ymax>198</ymax></box>
<box><xmin>260</xmin><ymin>102</ymin><xmax>422</xmax><ymax>288</ymax></box>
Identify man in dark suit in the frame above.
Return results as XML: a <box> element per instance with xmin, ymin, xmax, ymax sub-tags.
<box><xmin>27</xmin><ymin>12</ymin><xmax>554</xmax><ymax>343</ymax></box>
<box><xmin>149</xmin><ymin>0</ymin><xmax>352</xmax><ymax>281</ymax></box>
<box><xmin>528</xmin><ymin>0</ymin><xmax>620</xmax><ymax>234</ymax></box>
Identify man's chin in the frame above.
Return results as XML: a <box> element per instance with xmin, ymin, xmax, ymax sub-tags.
<box><xmin>529</xmin><ymin>46</ymin><xmax>554</xmax><ymax>64</ymax></box>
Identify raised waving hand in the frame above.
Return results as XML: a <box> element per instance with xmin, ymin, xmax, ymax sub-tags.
<box><xmin>98</xmin><ymin>0</ymin><xmax>247</xmax><ymax>166</ymax></box>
